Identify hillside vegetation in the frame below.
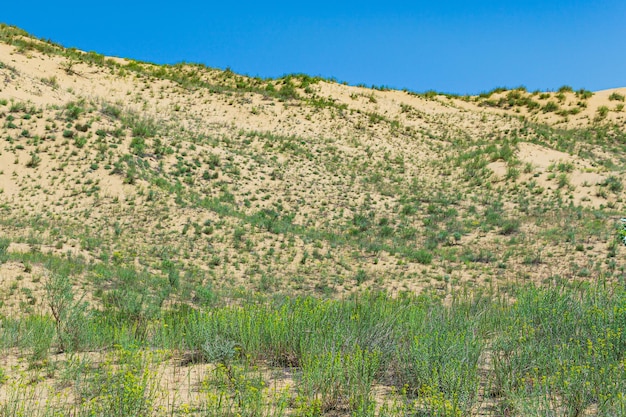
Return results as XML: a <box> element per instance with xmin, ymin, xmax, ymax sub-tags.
<box><xmin>0</xmin><ymin>24</ymin><xmax>625</xmax><ymax>416</ymax></box>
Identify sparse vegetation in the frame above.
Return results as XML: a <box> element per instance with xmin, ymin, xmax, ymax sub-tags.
<box><xmin>542</xmin><ymin>101</ymin><xmax>559</xmax><ymax>113</ymax></box>
<box><xmin>0</xmin><ymin>23</ymin><xmax>625</xmax><ymax>417</ymax></box>
<box><xmin>596</xmin><ymin>105</ymin><xmax>610</xmax><ymax>121</ymax></box>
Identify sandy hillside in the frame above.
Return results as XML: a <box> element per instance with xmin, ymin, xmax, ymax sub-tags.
<box><xmin>2</xmin><ymin>23</ymin><xmax>626</xmax><ymax>417</ymax></box>
<box><xmin>0</xmin><ymin>24</ymin><xmax>624</xmax><ymax>315</ymax></box>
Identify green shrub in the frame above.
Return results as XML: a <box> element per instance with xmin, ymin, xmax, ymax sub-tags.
<box><xmin>542</xmin><ymin>101</ymin><xmax>559</xmax><ymax>112</ymax></box>
<box><xmin>277</xmin><ymin>79</ymin><xmax>299</xmax><ymax>100</ymax></box>
<box><xmin>0</xmin><ymin>237</ymin><xmax>10</xmax><ymax>264</ymax></box>
<box><xmin>576</xmin><ymin>89</ymin><xmax>593</xmax><ymax>99</ymax></box>
<box><xmin>81</xmin><ymin>349</ymin><xmax>159</xmax><ymax>416</ymax></box>
<box><xmin>499</xmin><ymin>219</ymin><xmax>521</xmax><ymax>235</ymax></box>
<box><xmin>64</xmin><ymin>100</ymin><xmax>84</xmax><ymax>120</ymax></box>
<box><xmin>130</xmin><ymin>118</ymin><xmax>157</xmax><ymax>137</ymax></box>
<box><xmin>130</xmin><ymin>137</ymin><xmax>146</xmax><ymax>155</ymax></box>
<box><xmin>74</xmin><ymin>136</ymin><xmax>87</xmax><ymax>148</ymax></box>
<box><xmin>74</xmin><ymin>122</ymin><xmax>89</xmax><ymax>132</ymax></box>
<box><xmin>596</xmin><ymin>105</ymin><xmax>610</xmax><ymax>120</ymax></box>
<box><xmin>101</xmin><ymin>103</ymin><xmax>122</xmax><ymax>119</ymax></box>
<box><xmin>406</xmin><ymin>248</ymin><xmax>433</xmax><ymax>264</ymax></box>
<box><xmin>300</xmin><ymin>347</ymin><xmax>380</xmax><ymax>413</ymax></box>
<box><xmin>603</xmin><ymin>176</ymin><xmax>623</xmax><ymax>193</ymax></box>
<box><xmin>9</xmin><ymin>101</ymin><xmax>26</xmax><ymax>113</ymax></box>
<box><xmin>25</xmin><ymin>153</ymin><xmax>41</xmax><ymax>168</ymax></box>
<box><xmin>355</xmin><ymin>269</ymin><xmax>367</xmax><ymax>285</ymax></box>
<box><xmin>45</xmin><ymin>273</ymin><xmax>90</xmax><ymax>352</ymax></box>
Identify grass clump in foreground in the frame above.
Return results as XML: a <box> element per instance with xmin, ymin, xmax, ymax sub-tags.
<box><xmin>1</xmin><ymin>271</ymin><xmax>626</xmax><ymax>416</ymax></box>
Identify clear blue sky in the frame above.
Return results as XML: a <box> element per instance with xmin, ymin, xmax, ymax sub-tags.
<box><xmin>3</xmin><ymin>1</ymin><xmax>625</xmax><ymax>94</ymax></box>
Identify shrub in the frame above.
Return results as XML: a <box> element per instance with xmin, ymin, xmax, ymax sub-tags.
<box><xmin>74</xmin><ymin>122</ymin><xmax>89</xmax><ymax>132</ymax></box>
<box><xmin>277</xmin><ymin>80</ymin><xmax>299</xmax><ymax>100</ymax></box>
<box><xmin>101</xmin><ymin>103</ymin><xmax>122</xmax><ymax>119</ymax></box>
<box><xmin>355</xmin><ymin>269</ymin><xmax>367</xmax><ymax>285</ymax></box>
<box><xmin>603</xmin><ymin>176</ymin><xmax>623</xmax><ymax>193</ymax></box>
<box><xmin>542</xmin><ymin>102</ymin><xmax>559</xmax><ymax>113</ymax></box>
<box><xmin>500</xmin><ymin>219</ymin><xmax>521</xmax><ymax>235</ymax></box>
<box><xmin>407</xmin><ymin>248</ymin><xmax>433</xmax><ymax>264</ymax></box>
<box><xmin>9</xmin><ymin>101</ymin><xmax>26</xmax><ymax>113</ymax></box>
<box><xmin>124</xmin><ymin>116</ymin><xmax>157</xmax><ymax>138</ymax></box>
<box><xmin>74</xmin><ymin>136</ymin><xmax>87</xmax><ymax>148</ymax></box>
<box><xmin>64</xmin><ymin>100</ymin><xmax>84</xmax><ymax>120</ymax></box>
<box><xmin>130</xmin><ymin>137</ymin><xmax>146</xmax><ymax>155</ymax></box>
<box><xmin>25</xmin><ymin>153</ymin><xmax>41</xmax><ymax>168</ymax></box>
<box><xmin>45</xmin><ymin>273</ymin><xmax>90</xmax><ymax>352</ymax></box>
<box><xmin>82</xmin><ymin>349</ymin><xmax>158</xmax><ymax>416</ymax></box>
<box><xmin>352</xmin><ymin>213</ymin><xmax>370</xmax><ymax>232</ymax></box>
<box><xmin>576</xmin><ymin>89</ymin><xmax>593</xmax><ymax>99</ymax></box>
<box><xmin>0</xmin><ymin>237</ymin><xmax>9</xmax><ymax>264</ymax></box>
<box><xmin>596</xmin><ymin>105</ymin><xmax>609</xmax><ymax>120</ymax></box>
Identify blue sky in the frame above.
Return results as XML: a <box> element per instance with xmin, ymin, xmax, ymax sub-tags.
<box><xmin>3</xmin><ymin>1</ymin><xmax>625</xmax><ymax>94</ymax></box>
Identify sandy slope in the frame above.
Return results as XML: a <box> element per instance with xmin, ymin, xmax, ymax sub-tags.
<box><xmin>0</xmin><ymin>30</ymin><xmax>624</xmax><ymax>308</ymax></box>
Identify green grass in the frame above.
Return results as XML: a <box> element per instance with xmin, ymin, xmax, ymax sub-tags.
<box><xmin>2</xmin><ymin>276</ymin><xmax>626</xmax><ymax>415</ymax></box>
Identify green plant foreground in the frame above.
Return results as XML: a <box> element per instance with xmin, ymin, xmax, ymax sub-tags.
<box><xmin>1</xmin><ymin>273</ymin><xmax>626</xmax><ymax>416</ymax></box>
